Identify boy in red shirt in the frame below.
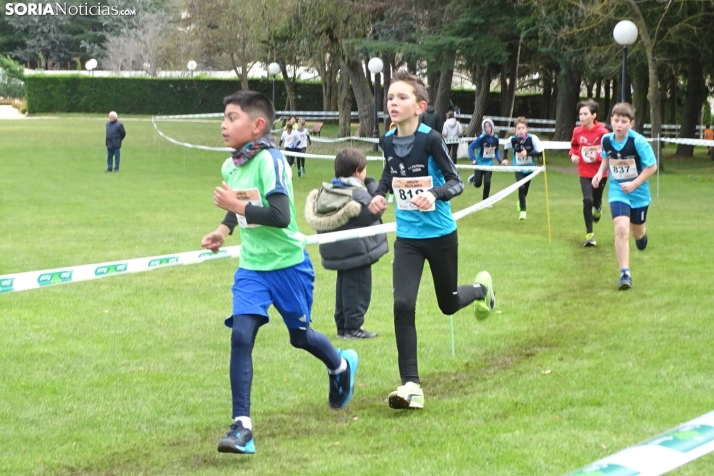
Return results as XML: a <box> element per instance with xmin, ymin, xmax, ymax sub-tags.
<box><xmin>569</xmin><ymin>99</ymin><xmax>610</xmax><ymax>247</ymax></box>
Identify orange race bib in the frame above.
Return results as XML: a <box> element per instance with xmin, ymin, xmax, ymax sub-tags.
<box><xmin>392</xmin><ymin>177</ymin><xmax>435</xmax><ymax>212</ymax></box>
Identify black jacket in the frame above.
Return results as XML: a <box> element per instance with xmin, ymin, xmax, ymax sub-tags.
<box><xmin>420</xmin><ymin>106</ymin><xmax>443</xmax><ymax>133</ymax></box>
<box><xmin>304</xmin><ymin>178</ymin><xmax>389</xmax><ymax>271</ymax></box>
<box><xmin>106</xmin><ymin>120</ymin><xmax>126</xmax><ymax>149</ymax></box>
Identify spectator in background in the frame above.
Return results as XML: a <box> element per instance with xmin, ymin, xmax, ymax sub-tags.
<box><xmin>703</xmin><ymin>124</ymin><xmax>714</xmax><ymax>158</ymax></box>
<box><xmin>442</xmin><ymin>111</ymin><xmax>463</xmax><ymax>164</ymax></box>
<box><xmin>420</xmin><ymin>105</ymin><xmax>443</xmax><ymax>134</ymax></box>
<box><xmin>105</xmin><ymin>111</ymin><xmax>126</xmax><ymax>172</ymax></box>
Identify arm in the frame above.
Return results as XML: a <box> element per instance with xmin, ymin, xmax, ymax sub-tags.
<box><xmin>591</xmin><ymin>156</ymin><xmax>609</xmax><ymax>188</ymax></box>
<box><xmin>374</xmin><ymin>139</ymin><xmax>392</xmax><ymax>197</ymax></box>
<box><xmin>426</xmin><ymin>135</ymin><xmax>463</xmax><ymax>202</ymax></box>
<box><xmin>119</xmin><ymin>124</ymin><xmax>126</xmax><ymax>139</ymax></box>
<box><xmin>569</xmin><ymin>129</ymin><xmax>580</xmax><ymax>163</ymax></box>
<box><xmin>621</xmin><ymin>137</ymin><xmax>658</xmax><ymax>193</ymax></box>
<box><xmin>201</xmin><ymin>223</ymin><xmax>231</xmax><ymax>253</ymax></box>
<box><xmin>620</xmin><ymin>163</ymin><xmax>657</xmax><ymax>194</ymax></box>
<box><xmin>528</xmin><ymin>135</ymin><xmax>543</xmax><ymax>158</ymax></box>
<box><xmin>244</xmin><ymin>193</ymin><xmax>291</xmax><ymax>227</ymax></box>
<box><xmin>468</xmin><ymin>136</ymin><xmax>482</xmax><ymax>162</ymax></box>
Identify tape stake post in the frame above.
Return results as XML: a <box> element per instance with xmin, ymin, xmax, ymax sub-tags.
<box><xmin>450</xmin><ymin>315</ymin><xmax>455</xmax><ymax>357</ymax></box>
<box><xmin>542</xmin><ymin>150</ymin><xmax>552</xmax><ymax>243</ymax></box>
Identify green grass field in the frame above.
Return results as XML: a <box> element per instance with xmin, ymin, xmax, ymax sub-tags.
<box><xmin>1</xmin><ymin>116</ymin><xmax>713</xmax><ymax>475</ymax></box>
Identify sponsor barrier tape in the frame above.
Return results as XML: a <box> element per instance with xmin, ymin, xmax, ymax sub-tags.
<box><xmin>0</xmin><ymin>169</ymin><xmax>543</xmax><ymax>294</ymax></box>
<box><xmin>566</xmin><ymin>410</ymin><xmax>714</xmax><ymax>476</ymax></box>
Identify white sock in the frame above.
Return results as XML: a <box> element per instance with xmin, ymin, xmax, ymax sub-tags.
<box><xmin>328</xmin><ymin>358</ymin><xmax>347</xmax><ymax>375</ymax></box>
<box><xmin>234</xmin><ymin>416</ymin><xmax>252</xmax><ymax>430</ymax></box>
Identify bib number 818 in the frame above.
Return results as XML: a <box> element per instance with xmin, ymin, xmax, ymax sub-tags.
<box><xmin>398</xmin><ymin>188</ymin><xmax>424</xmax><ymax>200</ymax></box>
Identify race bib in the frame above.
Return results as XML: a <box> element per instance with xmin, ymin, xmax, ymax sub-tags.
<box><xmin>234</xmin><ymin>188</ymin><xmax>263</xmax><ymax>228</ymax></box>
<box><xmin>515</xmin><ymin>154</ymin><xmax>532</xmax><ymax>166</ymax></box>
<box><xmin>610</xmin><ymin>158</ymin><xmax>637</xmax><ymax>181</ymax></box>
<box><xmin>483</xmin><ymin>146</ymin><xmax>496</xmax><ymax>159</ymax></box>
<box><xmin>392</xmin><ymin>177</ymin><xmax>435</xmax><ymax>212</ymax></box>
<box><xmin>581</xmin><ymin>145</ymin><xmax>602</xmax><ymax>164</ymax></box>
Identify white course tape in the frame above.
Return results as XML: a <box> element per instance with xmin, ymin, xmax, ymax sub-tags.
<box><xmin>565</xmin><ymin>409</ymin><xmax>714</xmax><ymax>476</ymax></box>
<box><xmin>658</xmin><ymin>137</ymin><xmax>714</xmax><ymax>147</ymax></box>
<box><xmin>0</xmin><ymin>168</ymin><xmax>544</xmax><ymax>294</ymax></box>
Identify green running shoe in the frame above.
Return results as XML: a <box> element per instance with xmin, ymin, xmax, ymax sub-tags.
<box><xmin>474</xmin><ymin>271</ymin><xmax>495</xmax><ymax>321</ymax></box>
<box><xmin>388</xmin><ymin>381</ymin><xmax>424</xmax><ymax>409</ymax></box>
<box><xmin>593</xmin><ymin>207</ymin><xmax>602</xmax><ymax>223</ymax></box>
<box><xmin>583</xmin><ymin>233</ymin><xmax>596</xmax><ymax>247</ymax></box>
<box><xmin>518</xmin><ymin>211</ymin><xmax>527</xmax><ymax>220</ymax></box>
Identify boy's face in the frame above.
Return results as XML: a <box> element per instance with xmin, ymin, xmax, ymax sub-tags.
<box><xmin>515</xmin><ymin>123</ymin><xmax>528</xmax><ymax>137</ymax></box>
<box><xmin>356</xmin><ymin>166</ymin><xmax>367</xmax><ymax>182</ymax></box>
<box><xmin>579</xmin><ymin>106</ymin><xmax>596</xmax><ymax>125</ymax></box>
<box><xmin>222</xmin><ymin>104</ymin><xmax>265</xmax><ymax>149</ymax></box>
<box><xmin>484</xmin><ymin>123</ymin><xmax>493</xmax><ymax>135</ymax></box>
<box><xmin>387</xmin><ymin>81</ymin><xmax>426</xmax><ymax>125</ymax></box>
<box><xmin>610</xmin><ymin>114</ymin><xmax>634</xmax><ymax>137</ymax></box>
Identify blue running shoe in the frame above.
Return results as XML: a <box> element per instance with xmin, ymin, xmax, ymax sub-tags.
<box><xmin>329</xmin><ymin>349</ymin><xmax>358</xmax><ymax>409</ymax></box>
<box><xmin>217</xmin><ymin>421</ymin><xmax>256</xmax><ymax>454</ymax></box>
<box><xmin>618</xmin><ymin>274</ymin><xmax>632</xmax><ymax>291</ymax></box>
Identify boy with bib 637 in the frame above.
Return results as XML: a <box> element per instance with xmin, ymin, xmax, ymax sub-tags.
<box><xmin>592</xmin><ymin>102</ymin><xmax>657</xmax><ymax>291</ymax></box>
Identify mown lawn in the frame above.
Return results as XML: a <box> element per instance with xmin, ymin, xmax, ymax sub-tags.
<box><xmin>1</xmin><ymin>116</ymin><xmax>713</xmax><ymax>475</ymax></box>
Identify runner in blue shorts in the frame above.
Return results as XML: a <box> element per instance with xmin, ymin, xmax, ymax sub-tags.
<box><xmin>592</xmin><ymin>102</ymin><xmax>658</xmax><ymax>291</ymax></box>
<box><xmin>201</xmin><ymin>90</ymin><xmax>358</xmax><ymax>455</ymax></box>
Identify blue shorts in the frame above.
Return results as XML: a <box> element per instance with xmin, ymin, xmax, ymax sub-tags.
<box><xmin>226</xmin><ymin>250</ymin><xmax>314</xmax><ymax>329</ymax></box>
<box><xmin>610</xmin><ymin>201</ymin><xmax>649</xmax><ymax>225</ymax></box>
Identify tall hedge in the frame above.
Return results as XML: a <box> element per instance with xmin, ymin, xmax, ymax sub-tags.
<box><xmin>24</xmin><ymin>74</ymin><xmax>545</xmax><ymax>117</ymax></box>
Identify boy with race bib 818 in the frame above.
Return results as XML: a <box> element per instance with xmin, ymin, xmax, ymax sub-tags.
<box><xmin>368</xmin><ymin>71</ymin><xmax>495</xmax><ymax>410</ymax></box>
<box><xmin>592</xmin><ymin>102</ymin><xmax>657</xmax><ymax>291</ymax></box>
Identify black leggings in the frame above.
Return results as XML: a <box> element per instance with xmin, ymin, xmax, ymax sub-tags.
<box><xmin>392</xmin><ymin>231</ymin><xmax>486</xmax><ymax>384</ymax></box>
<box><xmin>472</xmin><ymin>170</ymin><xmax>492</xmax><ymax>200</ymax></box>
<box><xmin>229</xmin><ymin>314</ymin><xmax>341</xmax><ymax>417</ymax></box>
<box><xmin>447</xmin><ymin>143</ymin><xmax>459</xmax><ymax>164</ymax></box>
<box><xmin>580</xmin><ymin>176</ymin><xmax>607</xmax><ymax>233</ymax></box>
<box><xmin>514</xmin><ymin>171</ymin><xmax>532</xmax><ymax>211</ymax></box>
<box><xmin>297</xmin><ymin>148</ymin><xmax>307</xmax><ymax>169</ymax></box>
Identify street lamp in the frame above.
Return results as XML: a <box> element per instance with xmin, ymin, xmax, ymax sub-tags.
<box><xmin>268</xmin><ymin>62</ymin><xmax>281</xmax><ymax>107</ymax></box>
<box><xmin>613</xmin><ymin>20</ymin><xmax>638</xmax><ymax>103</ymax></box>
<box><xmin>187</xmin><ymin>60</ymin><xmax>197</xmax><ymax>77</ymax></box>
<box><xmin>85</xmin><ymin>58</ymin><xmax>97</xmax><ymax>76</ymax></box>
<box><xmin>368</xmin><ymin>57</ymin><xmax>383</xmax><ymax>151</ymax></box>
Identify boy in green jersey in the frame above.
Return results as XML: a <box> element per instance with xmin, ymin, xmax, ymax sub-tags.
<box><xmin>201</xmin><ymin>91</ymin><xmax>358</xmax><ymax>454</ymax></box>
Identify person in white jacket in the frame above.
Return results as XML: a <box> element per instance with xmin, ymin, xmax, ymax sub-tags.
<box><xmin>442</xmin><ymin>111</ymin><xmax>463</xmax><ymax>164</ymax></box>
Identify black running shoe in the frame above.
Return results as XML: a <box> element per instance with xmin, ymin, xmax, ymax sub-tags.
<box><xmin>340</xmin><ymin>328</ymin><xmax>378</xmax><ymax>339</ymax></box>
<box><xmin>618</xmin><ymin>274</ymin><xmax>632</xmax><ymax>291</ymax></box>
<box><xmin>328</xmin><ymin>349</ymin><xmax>358</xmax><ymax>409</ymax></box>
<box><xmin>217</xmin><ymin>421</ymin><xmax>256</xmax><ymax>454</ymax></box>
<box><xmin>636</xmin><ymin>234</ymin><xmax>648</xmax><ymax>251</ymax></box>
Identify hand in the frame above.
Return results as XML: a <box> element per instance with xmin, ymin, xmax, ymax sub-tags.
<box><xmin>501</xmin><ymin>159</ymin><xmax>508</xmax><ymax>166</ymax></box>
<box><xmin>411</xmin><ymin>191</ymin><xmax>436</xmax><ymax>210</ymax></box>
<box><xmin>214</xmin><ymin>181</ymin><xmax>244</xmax><ymax>215</ymax></box>
<box><xmin>201</xmin><ymin>231</ymin><xmax>225</xmax><ymax>253</ymax></box>
<box><xmin>591</xmin><ymin>174</ymin><xmax>601</xmax><ymax>188</ymax></box>
<box><xmin>620</xmin><ymin>181</ymin><xmax>637</xmax><ymax>194</ymax></box>
<box><xmin>368</xmin><ymin>195</ymin><xmax>387</xmax><ymax>214</ymax></box>
<box><xmin>570</xmin><ymin>154</ymin><xmax>580</xmax><ymax>164</ymax></box>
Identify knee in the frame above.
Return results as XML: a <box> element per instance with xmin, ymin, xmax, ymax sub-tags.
<box><xmin>288</xmin><ymin>327</ymin><xmax>309</xmax><ymax>349</ymax></box>
<box><xmin>394</xmin><ymin>296</ymin><xmax>416</xmax><ymax>318</ymax></box>
<box><xmin>583</xmin><ymin>196</ymin><xmax>593</xmax><ymax>207</ymax></box>
<box><xmin>614</xmin><ymin>223</ymin><xmax>629</xmax><ymax>240</ymax></box>
<box><xmin>231</xmin><ymin>324</ymin><xmax>253</xmax><ymax>348</ymax></box>
<box><xmin>438</xmin><ymin>301</ymin><xmax>460</xmax><ymax>316</ymax></box>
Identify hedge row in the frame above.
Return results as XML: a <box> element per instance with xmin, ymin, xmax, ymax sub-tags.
<box><xmin>24</xmin><ymin>75</ymin><xmax>545</xmax><ymax>117</ymax></box>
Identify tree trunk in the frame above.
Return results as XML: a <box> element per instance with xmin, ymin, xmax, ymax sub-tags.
<box><xmin>632</xmin><ymin>62</ymin><xmax>648</xmax><ymax>134</ymax></box>
<box><xmin>500</xmin><ymin>64</ymin><xmax>508</xmax><ymax>116</ymax></box>
<box><xmin>500</xmin><ymin>43</ymin><xmax>520</xmax><ymax>117</ymax></box>
<box><xmin>542</xmin><ymin>69</ymin><xmax>552</xmax><ymax>120</ymax></box>
<box><xmin>550</xmin><ymin>79</ymin><xmax>558</xmax><ymax>120</ymax></box>
<box><xmin>434</xmin><ymin>50</ymin><xmax>456</xmax><ymax>122</ymax></box>
<box><xmin>506</xmin><ymin>39</ymin><xmax>521</xmax><ymax>121</ymax></box>
<box><xmin>279</xmin><ymin>61</ymin><xmax>297</xmax><ymax>111</ymax></box>
<box><xmin>604</xmin><ymin>79</ymin><xmax>611</xmax><ymax>116</ymax></box>
<box><xmin>465</xmin><ymin>66</ymin><xmax>491</xmax><ymax>137</ymax></box>
<box><xmin>427</xmin><ymin>70</ymin><xmax>439</xmax><ymax>106</ymax></box>
<box><xmin>553</xmin><ymin>66</ymin><xmax>580</xmax><ymax>140</ymax></box>
<box><xmin>318</xmin><ymin>53</ymin><xmax>339</xmax><ymax>111</ymax></box>
<box><xmin>595</xmin><ymin>79</ymin><xmax>602</xmax><ymax>101</ymax></box>
<box><xmin>342</xmin><ymin>58</ymin><xmax>374</xmax><ymax>138</ymax></box>
<box><xmin>676</xmin><ymin>57</ymin><xmax>707</xmax><ymax>156</ymax></box>
<box><xmin>337</xmin><ymin>68</ymin><xmax>352</xmax><ymax>137</ymax></box>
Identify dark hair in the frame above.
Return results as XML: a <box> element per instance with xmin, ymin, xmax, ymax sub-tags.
<box><xmin>446</xmin><ymin>111</ymin><xmax>454</xmax><ymax>119</ymax></box>
<box><xmin>334</xmin><ymin>148</ymin><xmax>367</xmax><ymax>178</ymax></box>
<box><xmin>577</xmin><ymin>99</ymin><xmax>599</xmax><ymax>117</ymax></box>
<box><xmin>391</xmin><ymin>70</ymin><xmax>428</xmax><ymax>104</ymax></box>
<box><xmin>223</xmin><ymin>90</ymin><xmax>275</xmax><ymax>133</ymax></box>
<box><xmin>611</xmin><ymin>102</ymin><xmax>636</xmax><ymax>121</ymax></box>
<box><xmin>707</xmin><ymin>124</ymin><xmax>711</xmax><ymax>128</ymax></box>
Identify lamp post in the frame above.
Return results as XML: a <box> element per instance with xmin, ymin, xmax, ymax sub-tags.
<box><xmin>613</xmin><ymin>20</ymin><xmax>638</xmax><ymax>103</ymax></box>
<box><xmin>85</xmin><ymin>58</ymin><xmax>97</xmax><ymax>76</ymax></box>
<box><xmin>187</xmin><ymin>60</ymin><xmax>197</xmax><ymax>77</ymax></box>
<box><xmin>368</xmin><ymin>57</ymin><xmax>383</xmax><ymax>151</ymax></box>
<box><xmin>268</xmin><ymin>62</ymin><xmax>281</xmax><ymax>107</ymax></box>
